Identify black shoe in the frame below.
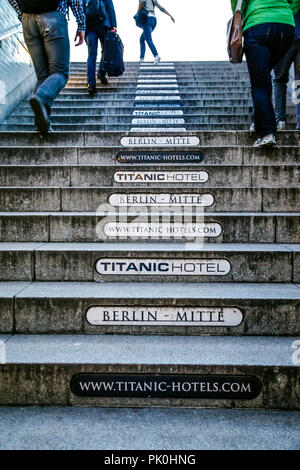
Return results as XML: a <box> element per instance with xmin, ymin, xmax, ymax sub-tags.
<box><xmin>30</xmin><ymin>95</ymin><xmax>49</xmax><ymax>136</ymax></box>
<box><xmin>99</xmin><ymin>74</ymin><xmax>108</xmax><ymax>85</ymax></box>
<box><xmin>88</xmin><ymin>85</ymin><xmax>97</xmax><ymax>95</ymax></box>
<box><xmin>35</xmin><ymin>119</ymin><xmax>53</xmax><ymax>133</ymax></box>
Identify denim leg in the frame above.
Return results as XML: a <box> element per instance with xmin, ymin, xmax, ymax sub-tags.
<box><xmin>86</xmin><ymin>29</ymin><xmax>99</xmax><ymax>87</ymax></box>
<box><xmin>244</xmin><ymin>31</ymin><xmax>276</xmax><ymax>137</ymax></box>
<box><xmin>244</xmin><ymin>24</ymin><xmax>294</xmax><ymax>137</ymax></box>
<box><xmin>273</xmin><ymin>43</ymin><xmax>296</xmax><ymax>123</ymax></box>
<box><xmin>29</xmin><ymin>12</ymin><xmax>70</xmax><ymax>112</ymax></box>
<box><xmin>97</xmin><ymin>25</ymin><xmax>109</xmax><ymax>76</ymax></box>
<box><xmin>140</xmin><ymin>31</ymin><xmax>146</xmax><ymax>59</ymax></box>
<box><xmin>293</xmin><ymin>41</ymin><xmax>300</xmax><ymax>128</ymax></box>
<box><xmin>142</xmin><ymin>17</ymin><xmax>158</xmax><ymax>58</ymax></box>
<box><xmin>274</xmin><ymin>71</ymin><xmax>288</xmax><ymax>123</ymax></box>
<box><xmin>22</xmin><ymin>14</ymin><xmax>50</xmax><ymax>96</ymax></box>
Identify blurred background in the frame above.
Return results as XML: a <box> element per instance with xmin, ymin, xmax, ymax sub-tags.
<box><xmin>69</xmin><ymin>0</ymin><xmax>233</xmax><ymax>62</ymax></box>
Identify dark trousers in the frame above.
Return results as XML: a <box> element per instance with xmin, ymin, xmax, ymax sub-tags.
<box><xmin>140</xmin><ymin>16</ymin><xmax>158</xmax><ymax>58</ymax></box>
<box><xmin>22</xmin><ymin>11</ymin><xmax>70</xmax><ymax>116</ymax></box>
<box><xmin>273</xmin><ymin>39</ymin><xmax>300</xmax><ymax>127</ymax></box>
<box><xmin>86</xmin><ymin>24</ymin><xmax>109</xmax><ymax>87</ymax></box>
<box><xmin>244</xmin><ymin>23</ymin><xmax>294</xmax><ymax>137</ymax></box>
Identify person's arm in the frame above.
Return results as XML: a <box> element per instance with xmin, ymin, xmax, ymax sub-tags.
<box><xmin>68</xmin><ymin>0</ymin><xmax>86</xmax><ymax>46</ymax></box>
<box><xmin>155</xmin><ymin>1</ymin><xmax>175</xmax><ymax>22</ymax></box>
<box><xmin>7</xmin><ymin>0</ymin><xmax>22</xmax><ymax>21</ymax></box>
<box><xmin>137</xmin><ymin>0</ymin><xmax>145</xmax><ymax>14</ymax></box>
<box><xmin>104</xmin><ymin>0</ymin><xmax>117</xmax><ymax>31</ymax></box>
<box><xmin>231</xmin><ymin>0</ymin><xmax>249</xmax><ymax>16</ymax></box>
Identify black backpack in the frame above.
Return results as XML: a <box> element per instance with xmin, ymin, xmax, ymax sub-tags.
<box><xmin>84</xmin><ymin>0</ymin><xmax>106</xmax><ymax>27</ymax></box>
<box><xmin>17</xmin><ymin>0</ymin><xmax>60</xmax><ymax>14</ymax></box>
<box><xmin>102</xmin><ymin>31</ymin><xmax>125</xmax><ymax>77</ymax></box>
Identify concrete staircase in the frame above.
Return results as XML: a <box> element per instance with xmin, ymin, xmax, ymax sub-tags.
<box><xmin>0</xmin><ymin>61</ymin><xmax>299</xmax><ymax>419</ymax></box>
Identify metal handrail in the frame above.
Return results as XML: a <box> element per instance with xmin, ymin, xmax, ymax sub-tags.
<box><xmin>0</xmin><ymin>23</ymin><xmax>22</xmax><ymax>42</ymax></box>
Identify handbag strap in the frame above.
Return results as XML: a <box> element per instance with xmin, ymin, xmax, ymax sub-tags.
<box><xmin>235</xmin><ymin>0</ymin><xmax>243</xmax><ymax>12</ymax></box>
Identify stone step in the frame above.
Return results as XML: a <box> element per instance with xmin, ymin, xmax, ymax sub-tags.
<box><xmin>20</xmin><ymin>98</ymin><xmax>257</xmax><ymax>107</ymax></box>
<box><xmin>5</xmin><ymin>113</ymin><xmax>297</xmax><ymax>125</ymax></box>
<box><xmin>0</xmin><ymin>164</ymin><xmax>298</xmax><ymax>188</ymax></box>
<box><xmin>71</xmin><ymin>64</ymin><xmax>248</xmax><ymax>70</ymax></box>
<box><xmin>59</xmin><ymin>91</ymin><xmax>252</xmax><ymax>98</ymax></box>
<box><xmin>0</xmin><ymin>131</ymin><xmax>299</xmax><ymax>147</ymax></box>
<box><xmin>0</xmin><ymin>186</ymin><xmax>298</xmax><ymax>212</ymax></box>
<box><xmin>0</xmin><ymin>242</ymin><xmax>299</xmax><ymax>282</ymax></box>
<box><xmin>67</xmin><ymin>78</ymin><xmax>251</xmax><ymax>85</ymax></box>
<box><xmin>1</xmin><ymin>212</ymin><xmax>299</xmax><ymax>243</ymax></box>
<box><xmin>12</xmin><ymin>104</ymin><xmax>272</xmax><ymax>115</ymax></box>
<box><xmin>63</xmin><ymin>85</ymin><xmax>251</xmax><ymax>92</ymax></box>
<box><xmin>69</xmin><ymin>72</ymin><xmax>248</xmax><ymax>77</ymax></box>
<box><xmin>70</xmin><ymin>65</ymin><xmax>248</xmax><ymax>71</ymax></box>
<box><xmin>0</xmin><ymin>145</ymin><xmax>298</xmax><ymax>166</ymax></box>
<box><xmin>1</xmin><ymin>281</ymin><xmax>299</xmax><ymax>335</ymax></box>
<box><xmin>10</xmin><ymin>104</ymin><xmax>265</xmax><ymax>115</ymax></box>
<box><xmin>0</xmin><ymin>407</ymin><xmax>298</xmax><ymax>450</ymax></box>
<box><xmin>0</xmin><ymin>334</ymin><xmax>298</xmax><ymax>409</ymax></box>
<box><xmin>3</xmin><ymin>124</ymin><xmax>297</xmax><ymax>132</ymax></box>
<box><xmin>5</xmin><ymin>114</ymin><xmax>268</xmax><ymax>125</ymax></box>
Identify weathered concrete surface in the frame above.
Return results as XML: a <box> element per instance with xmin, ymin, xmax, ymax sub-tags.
<box><xmin>33</xmin><ymin>243</ymin><xmax>294</xmax><ymax>283</ymax></box>
<box><xmin>0</xmin><ymin>282</ymin><xmax>31</xmax><ymax>332</ymax></box>
<box><xmin>0</xmin><ymin>335</ymin><xmax>299</xmax><ymax>409</ymax></box>
<box><xmin>14</xmin><ymin>282</ymin><xmax>300</xmax><ymax>335</ymax></box>
<box><xmin>0</xmin><ymin>407</ymin><xmax>298</xmax><ymax>450</ymax></box>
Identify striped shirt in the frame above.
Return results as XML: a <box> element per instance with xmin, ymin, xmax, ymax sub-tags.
<box><xmin>7</xmin><ymin>0</ymin><xmax>86</xmax><ymax>31</ymax></box>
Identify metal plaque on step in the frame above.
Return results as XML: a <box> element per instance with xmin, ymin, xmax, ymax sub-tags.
<box><xmin>113</xmin><ymin>171</ymin><xmax>209</xmax><ymax>183</ymax></box>
<box><xmin>131</xmin><ymin>119</ymin><xmax>185</xmax><ymax>125</ymax></box>
<box><xmin>130</xmin><ymin>128</ymin><xmax>187</xmax><ymax>133</ymax></box>
<box><xmin>70</xmin><ymin>374</ymin><xmax>262</xmax><ymax>399</ymax></box>
<box><xmin>86</xmin><ymin>306</ymin><xmax>243</xmax><ymax>326</ymax></box>
<box><xmin>108</xmin><ymin>193</ymin><xmax>214</xmax><ymax>207</ymax></box>
<box><xmin>135</xmin><ymin>96</ymin><xmax>181</xmax><ymax>101</ymax></box>
<box><xmin>132</xmin><ymin>110</ymin><xmax>184</xmax><ymax>116</ymax></box>
<box><xmin>103</xmin><ymin>222</ymin><xmax>222</xmax><ymax>239</ymax></box>
<box><xmin>120</xmin><ymin>136</ymin><xmax>199</xmax><ymax>147</ymax></box>
<box><xmin>134</xmin><ymin>103</ymin><xmax>181</xmax><ymax>108</ymax></box>
<box><xmin>95</xmin><ymin>259</ymin><xmax>231</xmax><ymax>276</ymax></box>
<box><xmin>117</xmin><ymin>152</ymin><xmax>203</xmax><ymax>163</ymax></box>
<box><xmin>136</xmin><ymin>89</ymin><xmax>180</xmax><ymax>94</ymax></box>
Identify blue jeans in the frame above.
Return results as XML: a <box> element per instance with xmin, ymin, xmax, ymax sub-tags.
<box><xmin>86</xmin><ymin>25</ymin><xmax>108</xmax><ymax>87</ymax></box>
<box><xmin>140</xmin><ymin>16</ymin><xmax>158</xmax><ymax>58</ymax></box>
<box><xmin>244</xmin><ymin>23</ymin><xmax>295</xmax><ymax>137</ymax></box>
<box><xmin>22</xmin><ymin>11</ymin><xmax>70</xmax><ymax>116</ymax></box>
<box><xmin>273</xmin><ymin>39</ymin><xmax>300</xmax><ymax>128</ymax></box>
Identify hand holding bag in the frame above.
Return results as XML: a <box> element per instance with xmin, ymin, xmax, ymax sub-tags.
<box><xmin>227</xmin><ymin>0</ymin><xmax>244</xmax><ymax>64</ymax></box>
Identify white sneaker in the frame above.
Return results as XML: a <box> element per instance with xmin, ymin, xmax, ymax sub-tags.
<box><xmin>253</xmin><ymin>134</ymin><xmax>276</xmax><ymax>148</ymax></box>
<box><xmin>277</xmin><ymin>120</ymin><xmax>286</xmax><ymax>130</ymax></box>
<box><xmin>139</xmin><ymin>58</ymin><xmax>144</xmax><ymax>63</ymax></box>
<box><xmin>249</xmin><ymin>123</ymin><xmax>255</xmax><ymax>132</ymax></box>
<box><xmin>153</xmin><ymin>55</ymin><xmax>161</xmax><ymax>65</ymax></box>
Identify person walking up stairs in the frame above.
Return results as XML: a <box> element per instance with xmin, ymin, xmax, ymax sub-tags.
<box><xmin>84</xmin><ymin>0</ymin><xmax>117</xmax><ymax>95</ymax></box>
<box><xmin>136</xmin><ymin>0</ymin><xmax>175</xmax><ymax>65</ymax></box>
<box><xmin>7</xmin><ymin>0</ymin><xmax>85</xmax><ymax>135</ymax></box>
